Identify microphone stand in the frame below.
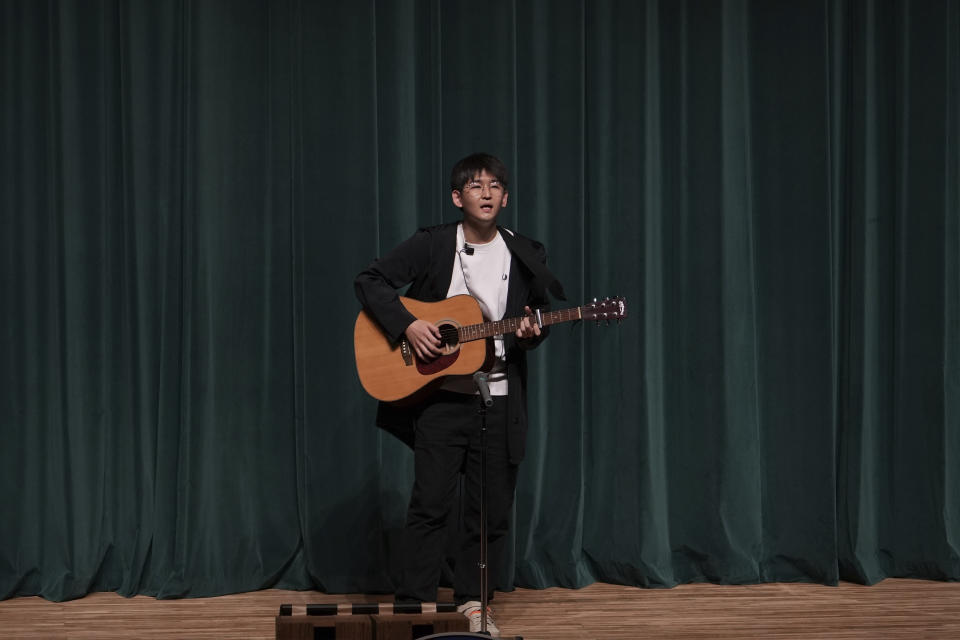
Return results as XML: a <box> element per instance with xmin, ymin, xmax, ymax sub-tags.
<box><xmin>472</xmin><ymin>371</ymin><xmax>493</xmax><ymax>635</ymax></box>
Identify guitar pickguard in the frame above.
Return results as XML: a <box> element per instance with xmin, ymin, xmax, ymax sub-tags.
<box><xmin>415</xmin><ymin>349</ymin><xmax>460</xmax><ymax>375</ymax></box>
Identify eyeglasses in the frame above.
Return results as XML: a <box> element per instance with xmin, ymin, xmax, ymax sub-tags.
<box><xmin>461</xmin><ymin>180</ymin><xmax>504</xmax><ymax>197</ymax></box>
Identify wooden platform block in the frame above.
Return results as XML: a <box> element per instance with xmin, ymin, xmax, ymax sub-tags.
<box><xmin>370</xmin><ymin>612</ymin><xmax>469</xmax><ymax>640</ymax></box>
<box><xmin>275</xmin><ymin>613</ymin><xmax>372</xmax><ymax>640</ymax></box>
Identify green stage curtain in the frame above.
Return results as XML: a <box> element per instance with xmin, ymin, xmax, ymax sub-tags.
<box><xmin>1</xmin><ymin>0</ymin><xmax>958</xmax><ymax>601</ymax></box>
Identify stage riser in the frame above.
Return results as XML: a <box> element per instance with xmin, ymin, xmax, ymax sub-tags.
<box><xmin>275</xmin><ymin>612</ymin><xmax>468</xmax><ymax>640</ymax></box>
<box><xmin>275</xmin><ymin>615</ymin><xmax>371</xmax><ymax>640</ymax></box>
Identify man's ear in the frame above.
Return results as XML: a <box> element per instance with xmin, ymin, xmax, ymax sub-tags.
<box><xmin>501</xmin><ymin>192</ymin><xmax>509</xmax><ymax>208</ymax></box>
<box><xmin>451</xmin><ymin>190</ymin><xmax>463</xmax><ymax>208</ymax></box>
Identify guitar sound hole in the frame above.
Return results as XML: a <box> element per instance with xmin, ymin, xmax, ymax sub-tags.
<box><xmin>415</xmin><ymin>323</ymin><xmax>462</xmax><ymax>375</ymax></box>
<box><xmin>438</xmin><ymin>323</ymin><xmax>460</xmax><ymax>351</ymax></box>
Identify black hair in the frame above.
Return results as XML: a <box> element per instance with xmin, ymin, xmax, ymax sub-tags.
<box><xmin>449</xmin><ymin>152</ymin><xmax>509</xmax><ymax>192</ymax></box>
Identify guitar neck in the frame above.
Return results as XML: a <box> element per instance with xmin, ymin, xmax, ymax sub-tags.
<box><xmin>458</xmin><ymin>307</ymin><xmax>583</xmax><ymax>342</ymax></box>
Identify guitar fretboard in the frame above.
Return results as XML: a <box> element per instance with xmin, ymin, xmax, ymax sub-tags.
<box><xmin>458</xmin><ymin>307</ymin><xmax>583</xmax><ymax>342</ymax></box>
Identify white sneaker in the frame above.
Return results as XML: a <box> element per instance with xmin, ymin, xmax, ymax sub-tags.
<box><xmin>457</xmin><ymin>600</ymin><xmax>501</xmax><ymax>637</ymax></box>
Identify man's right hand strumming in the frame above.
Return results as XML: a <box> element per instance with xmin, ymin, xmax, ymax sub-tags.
<box><xmin>405</xmin><ymin>319</ymin><xmax>443</xmax><ymax>362</ymax></box>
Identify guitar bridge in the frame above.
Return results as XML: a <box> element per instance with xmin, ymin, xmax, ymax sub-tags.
<box><xmin>399</xmin><ymin>338</ymin><xmax>413</xmax><ymax>366</ymax></box>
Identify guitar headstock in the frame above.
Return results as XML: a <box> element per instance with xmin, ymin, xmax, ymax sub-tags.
<box><xmin>581</xmin><ymin>296</ymin><xmax>627</xmax><ymax>323</ymax></box>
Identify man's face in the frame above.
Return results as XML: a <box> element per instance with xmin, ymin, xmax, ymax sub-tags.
<box><xmin>452</xmin><ymin>169</ymin><xmax>509</xmax><ymax>226</ymax></box>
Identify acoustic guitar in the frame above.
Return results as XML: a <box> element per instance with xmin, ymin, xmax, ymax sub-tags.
<box><xmin>354</xmin><ymin>294</ymin><xmax>626</xmax><ymax>403</ymax></box>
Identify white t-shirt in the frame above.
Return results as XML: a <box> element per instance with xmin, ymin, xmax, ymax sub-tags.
<box><xmin>440</xmin><ymin>224</ymin><xmax>512</xmax><ymax>396</ymax></box>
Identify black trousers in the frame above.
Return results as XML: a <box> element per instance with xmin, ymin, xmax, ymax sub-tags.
<box><xmin>396</xmin><ymin>391</ymin><xmax>518</xmax><ymax>603</ymax></box>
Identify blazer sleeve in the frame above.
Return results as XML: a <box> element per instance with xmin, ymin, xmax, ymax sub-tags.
<box><xmin>354</xmin><ymin>229</ymin><xmax>432</xmax><ymax>344</ymax></box>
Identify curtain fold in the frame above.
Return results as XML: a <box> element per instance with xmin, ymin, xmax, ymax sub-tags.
<box><xmin>1</xmin><ymin>0</ymin><xmax>958</xmax><ymax>601</ymax></box>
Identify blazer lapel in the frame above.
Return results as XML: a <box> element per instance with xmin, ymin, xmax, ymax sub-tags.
<box><xmin>499</xmin><ymin>226</ymin><xmax>567</xmax><ymax>301</ymax></box>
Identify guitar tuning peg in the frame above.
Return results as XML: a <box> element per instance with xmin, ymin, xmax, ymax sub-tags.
<box><xmin>592</xmin><ymin>297</ymin><xmax>598</xmax><ymax>303</ymax></box>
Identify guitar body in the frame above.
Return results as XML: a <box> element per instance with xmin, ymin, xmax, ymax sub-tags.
<box><xmin>354</xmin><ymin>295</ymin><xmax>491</xmax><ymax>403</ymax></box>
<box><xmin>355</xmin><ymin>293</ymin><xmax>626</xmax><ymax>404</ymax></box>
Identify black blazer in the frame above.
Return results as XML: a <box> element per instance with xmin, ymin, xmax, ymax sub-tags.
<box><xmin>354</xmin><ymin>221</ymin><xmax>557</xmax><ymax>464</ymax></box>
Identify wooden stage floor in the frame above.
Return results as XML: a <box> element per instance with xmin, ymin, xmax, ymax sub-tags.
<box><xmin>1</xmin><ymin>579</ymin><xmax>958</xmax><ymax>639</ymax></box>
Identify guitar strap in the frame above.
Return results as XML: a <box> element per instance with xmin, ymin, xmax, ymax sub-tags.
<box><xmin>498</xmin><ymin>226</ymin><xmax>567</xmax><ymax>301</ymax></box>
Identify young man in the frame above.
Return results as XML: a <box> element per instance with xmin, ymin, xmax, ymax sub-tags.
<box><xmin>354</xmin><ymin>152</ymin><xmax>563</xmax><ymax>636</ymax></box>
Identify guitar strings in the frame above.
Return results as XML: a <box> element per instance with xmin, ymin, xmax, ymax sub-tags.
<box><xmin>438</xmin><ymin>324</ymin><xmax>460</xmax><ymax>347</ymax></box>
